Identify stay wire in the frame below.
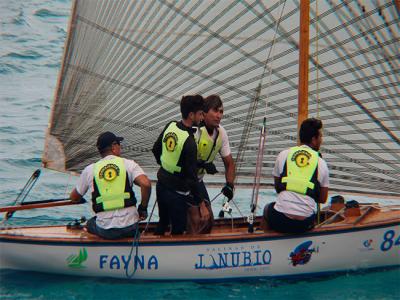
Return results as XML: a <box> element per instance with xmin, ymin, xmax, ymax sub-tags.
<box><xmin>248</xmin><ymin>0</ymin><xmax>287</xmax><ymax>227</ymax></box>
<box><xmin>221</xmin><ymin>0</ymin><xmax>287</xmax><ymax>221</ymax></box>
<box><xmin>315</xmin><ymin>0</ymin><xmax>321</xmax><ymax>225</ymax></box>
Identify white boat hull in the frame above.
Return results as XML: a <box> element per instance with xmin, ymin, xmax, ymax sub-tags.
<box><xmin>1</xmin><ymin>222</ymin><xmax>399</xmax><ymax>280</ymax></box>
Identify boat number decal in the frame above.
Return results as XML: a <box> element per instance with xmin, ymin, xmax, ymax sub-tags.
<box><xmin>380</xmin><ymin>230</ymin><xmax>400</xmax><ymax>252</ymax></box>
<box><xmin>289</xmin><ymin>241</ymin><xmax>318</xmax><ymax>266</ymax></box>
<box><xmin>67</xmin><ymin>248</ymin><xmax>88</xmax><ymax>269</ymax></box>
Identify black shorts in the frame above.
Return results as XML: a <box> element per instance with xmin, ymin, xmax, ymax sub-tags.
<box><xmin>265</xmin><ymin>202</ymin><xmax>315</xmax><ymax>234</ymax></box>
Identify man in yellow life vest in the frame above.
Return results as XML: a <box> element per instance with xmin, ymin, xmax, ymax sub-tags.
<box><xmin>70</xmin><ymin>131</ymin><xmax>151</xmax><ymax>239</ymax></box>
<box><xmin>195</xmin><ymin>95</ymin><xmax>236</xmax><ymax>214</ymax></box>
<box><xmin>152</xmin><ymin>95</ymin><xmax>208</xmax><ymax>235</ymax></box>
<box><xmin>264</xmin><ymin>118</ymin><xmax>329</xmax><ymax>233</ymax></box>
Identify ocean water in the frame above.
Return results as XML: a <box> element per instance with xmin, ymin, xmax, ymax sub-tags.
<box><xmin>0</xmin><ymin>1</ymin><xmax>399</xmax><ymax>299</ymax></box>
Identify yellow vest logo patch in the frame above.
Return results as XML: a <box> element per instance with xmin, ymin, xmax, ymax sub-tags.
<box><xmin>163</xmin><ymin>132</ymin><xmax>178</xmax><ymax>152</ymax></box>
<box><xmin>292</xmin><ymin>150</ymin><xmax>312</xmax><ymax>168</ymax></box>
<box><xmin>99</xmin><ymin>163</ymin><xmax>120</xmax><ymax>181</ymax></box>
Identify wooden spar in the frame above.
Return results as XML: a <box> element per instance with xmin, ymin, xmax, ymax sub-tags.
<box><xmin>0</xmin><ymin>199</ymin><xmax>85</xmax><ymax>213</ymax></box>
<box><xmin>297</xmin><ymin>0</ymin><xmax>310</xmax><ymax>144</ymax></box>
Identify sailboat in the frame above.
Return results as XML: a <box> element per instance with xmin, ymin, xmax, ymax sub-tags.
<box><xmin>0</xmin><ymin>0</ymin><xmax>399</xmax><ymax>280</ymax></box>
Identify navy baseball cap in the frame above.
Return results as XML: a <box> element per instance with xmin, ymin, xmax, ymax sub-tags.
<box><xmin>96</xmin><ymin>131</ymin><xmax>124</xmax><ymax>150</ymax></box>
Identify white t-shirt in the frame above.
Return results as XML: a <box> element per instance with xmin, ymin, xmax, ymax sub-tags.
<box><xmin>272</xmin><ymin>145</ymin><xmax>329</xmax><ymax>217</ymax></box>
<box><xmin>75</xmin><ymin>155</ymin><xmax>145</xmax><ymax>229</ymax></box>
<box><xmin>195</xmin><ymin>125</ymin><xmax>231</xmax><ymax>180</ymax></box>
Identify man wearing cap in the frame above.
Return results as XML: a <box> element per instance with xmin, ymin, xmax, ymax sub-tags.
<box><xmin>70</xmin><ymin>131</ymin><xmax>151</xmax><ymax>239</ymax></box>
<box><xmin>152</xmin><ymin>95</ymin><xmax>209</xmax><ymax>235</ymax></box>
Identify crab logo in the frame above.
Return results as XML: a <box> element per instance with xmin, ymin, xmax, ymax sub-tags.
<box><xmin>289</xmin><ymin>241</ymin><xmax>317</xmax><ymax>266</ymax></box>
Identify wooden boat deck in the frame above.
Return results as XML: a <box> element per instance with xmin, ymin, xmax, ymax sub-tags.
<box><xmin>0</xmin><ymin>204</ymin><xmax>399</xmax><ymax>243</ymax></box>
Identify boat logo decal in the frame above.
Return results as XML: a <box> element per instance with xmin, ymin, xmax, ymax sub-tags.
<box><xmin>362</xmin><ymin>239</ymin><xmax>374</xmax><ymax>251</ymax></box>
<box><xmin>292</xmin><ymin>150</ymin><xmax>311</xmax><ymax>167</ymax></box>
<box><xmin>99</xmin><ymin>164</ymin><xmax>120</xmax><ymax>181</ymax></box>
<box><xmin>194</xmin><ymin>245</ymin><xmax>272</xmax><ymax>270</ymax></box>
<box><xmin>67</xmin><ymin>248</ymin><xmax>88</xmax><ymax>269</ymax></box>
<box><xmin>289</xmin><ymin>241</ymin><xmax>317</xmax><ymax>266</ymax></box>
<box><xmin>163</xmin><ymin>132</ymin><xmax>178</xmax><ymax>152</ymax></box>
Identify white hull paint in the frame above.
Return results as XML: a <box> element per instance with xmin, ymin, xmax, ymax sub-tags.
<box><xmin>1</xmin><ymin>223</ymin><xmax>399</xmax><ymax>280</ymax></box>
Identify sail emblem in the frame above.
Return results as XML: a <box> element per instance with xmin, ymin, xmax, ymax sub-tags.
<box><xmin>292</xmin><ymin>150</ymin><xmax>311</xmax><ymax>168</ymax></box>
<box><xmin>163</xmin><ymin>132</ymin><xmax>178</xmax><ymax>152</ymax></box>
<box><xmin>67</xmin><ymin>248</ymin><xmax>88</xmax><ymax>269</ymax></box>
<box><xmin>99</xmin><ymin>164</ymin><xmax>120</xmax><ymax>181</ymax></box>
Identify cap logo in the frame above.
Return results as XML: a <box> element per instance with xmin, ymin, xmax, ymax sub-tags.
<box><xmin>292</xmin><ymin>150</ymin><xmax>311</xmax><ymax>168</ymax></box>
<box><xmin>99</xmin><ymin>164</ymin><xmax>120</xmax><ymax>181</ymax></box>
<box><xmin>163</xmin><ymin>132</ymin><xmax>178</xmax><ymax>152</ymax></box>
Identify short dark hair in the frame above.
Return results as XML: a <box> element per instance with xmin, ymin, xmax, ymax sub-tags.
<box><xmin>203</xmin><ymin>95</ymin><xmax>223</xmax><ymax>113</ymax></box>
<box><xmin>180</xmin><ymin>95</ymin><xmax>204</xmax><ymax>119</ymax></box>
<box><xmin>299</xmin><ymin>118</ymin><xmax>323</xmax><ymax>144</ymax></box>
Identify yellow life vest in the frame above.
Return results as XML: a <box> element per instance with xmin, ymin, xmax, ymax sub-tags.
<box><xmin>196</xmin><ymin>126</ymin><xmax>222</xmax><ymax>175</ymax></box>
<box><xmin>160</xmin><ymin>122</ymin><xmax>189</xmax><ymax>174</ymax></box>
<box><xmin>281</xmin><ymin>146</ymin><xmax>319</xmax><ymax>200</ymax></box>
<box><xmin>92</xmin><ymin>157</ymin><xmax>136</xmax><ymax>212</ymax></box>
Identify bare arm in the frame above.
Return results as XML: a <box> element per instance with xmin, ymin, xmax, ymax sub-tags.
<box><xmin>318</xmin><ymin>187</ymin><xmax>328</xmax><ymax>204</ymax></box>
<box><xmin>222</xmin><ymin>154</ymin><xmax>235</xmax><ymax>185</ymax></box>
<box><xmin>70</xmin><ymin>188</ymin><xmax>82</xmax><ymax>203</ymax></box>
<box><xmin>134</xmin><ymin>174</ymin><xmax>151</xmax><ymax>208</ymax></box>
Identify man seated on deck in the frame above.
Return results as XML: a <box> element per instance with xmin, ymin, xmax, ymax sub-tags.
<box><xmin>263</xmin><ymin>118</ymin><xmax>329</xmax><ymax>233</ymax></box>
<box><xmin>190</xmin><ymin>95</ymin><xmax>236</xmax><ymax>233</ymax></box>
<box><xmin>70</xmin><ymin>131</ymin><xmax>151</xmax><ymax>239</ymax></box>
<box><xmin>152</xmin><ymin>95</ymin><xmax>210</xmax><ymax>235</ymax></box>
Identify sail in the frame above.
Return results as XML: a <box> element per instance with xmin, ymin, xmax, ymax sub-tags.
<box><xmin>43</xmin><ymin>0</ymin><xmax>400</xmax><ymax>197</ymax></box>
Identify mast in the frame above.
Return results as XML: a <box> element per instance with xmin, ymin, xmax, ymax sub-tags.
<box><xmin>297</xmin><ymin>0</ymin><xmax>310</xmax><ymax>143</ymax></box>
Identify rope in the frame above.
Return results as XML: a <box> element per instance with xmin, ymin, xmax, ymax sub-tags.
<box><xmin>125</xmin><ymin>198</ymin><xmax>157</xmax><ymax>278</ymax></box>
<box><xmin>143</xmin><ymin>200</ymin><xmax>157</xmax><ymax>234</ymax></box>
<box><xmin>125</xmin><ymin>224</ymin><xmax>141</xmax><ymax>279</ymax></box>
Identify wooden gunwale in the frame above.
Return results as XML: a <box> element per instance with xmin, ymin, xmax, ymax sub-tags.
<box><xmin>1</xmin><ymin>209</ymin><xmax>398</xmax><ymax>244</ymax></box>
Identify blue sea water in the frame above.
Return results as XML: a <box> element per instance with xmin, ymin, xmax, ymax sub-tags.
<box><xmin>0</xmin><ymin>0</ymin><xmax>399</xmax><ymax>299</ymax></box>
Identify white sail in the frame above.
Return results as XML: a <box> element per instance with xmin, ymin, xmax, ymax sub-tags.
<box><xmin>42</xmin><ymin>0</ymin><xmax>400</xmax><ymax>197</ymax></box>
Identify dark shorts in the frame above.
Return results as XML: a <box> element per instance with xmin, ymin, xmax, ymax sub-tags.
<box><xmin>264</xmin><ymin>202</ymin><xmax>315</xmax><ymax>234</ymax></box>
<box><xmin>86</xmin><ymin>217</ymin><xmax>138</xmax><ymax>240</ymax></box>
